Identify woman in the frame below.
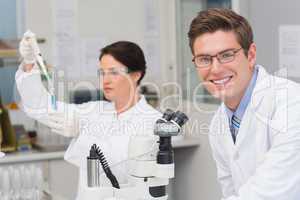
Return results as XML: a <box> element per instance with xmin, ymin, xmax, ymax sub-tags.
<box><xmin>16</xmin><ymin>36</ymin><xmax>161</xmax><ymax>199</ymax></box>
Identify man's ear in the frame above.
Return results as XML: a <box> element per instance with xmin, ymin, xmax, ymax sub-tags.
<box><xmin>247</xmin><ymin>43</ymin><xmax>257</xmax><ymax>69</ymax></box>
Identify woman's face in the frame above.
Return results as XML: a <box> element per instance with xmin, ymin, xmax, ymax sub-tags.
<box><xmin>99</xmin><ymin>54</ymin><xmax>140</xmax><ymax>102</ymax></box>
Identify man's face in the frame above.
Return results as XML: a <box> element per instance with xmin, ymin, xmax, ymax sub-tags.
<box><xmin>192</xmin><ymin>30</ymin><xmax>256</xmax><ymax>108</ymax></box>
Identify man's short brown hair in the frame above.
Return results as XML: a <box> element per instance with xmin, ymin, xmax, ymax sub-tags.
<box><xmin>188</xmin><ymin>8</ymin><xmax>253</xmax><ymax>56</ymax></box>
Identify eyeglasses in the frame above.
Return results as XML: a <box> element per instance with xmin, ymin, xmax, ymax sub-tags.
<box><xmin>192</xmin><ymin>48</ymin><xmax>243</xmax><ymax>68</ymax></box>
<box><xmin>97</xmin><ymin>67</ymin><xmax>129</xmax><ymax>77</ymax></box>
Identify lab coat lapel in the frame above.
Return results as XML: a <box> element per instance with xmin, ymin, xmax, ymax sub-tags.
<box><xmin>234</xmin><ymin>106</ymin><xmax>253</xmax><ymax>149</ymax></box>
<box><xmin>234</xmin><ymin>66</ymin><xmax>273</xmax><ymax>149</ymax></box>
<box><xmin>250</xmin><ymin>66</ymin><xmax>275</xmax><ymax>165</ymax></box>
<box><xmin>219</xmin><ymin>104</ymin><xmax>236</xmax><ymax>153</ymax></box>
<box><xmin>234</xmin><ymin>66</ymin><xmax>275</xmax><ymax>162</ymax></box>
<box><xmin>249</xmin><ymin>65</ymin><xmax>274</xmax><ymax>111</ymax></box>
<box><xmin>248</xmin><ymin>65</ymin><xmax>275</xmax><ymax>139</ymax></box>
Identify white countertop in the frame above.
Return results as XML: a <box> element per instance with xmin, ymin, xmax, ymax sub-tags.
<box><xmin>0</xmin><ymin>150</ymin><xmax>65</xmax><ymax>164</ymax></box>
<box><xmin>0</xmin><ymin>138</ymin><xmax>199</xmax><ymax>164</ymax></box>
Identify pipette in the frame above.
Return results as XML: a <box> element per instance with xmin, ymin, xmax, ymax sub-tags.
<box><xmin>23</xmin><ymin>30</ymin><xmax>57</xmax><ymax>110</ymax></box>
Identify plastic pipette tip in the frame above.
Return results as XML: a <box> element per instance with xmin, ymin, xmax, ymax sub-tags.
<box><xmin>51</xmin><ymin>95</ymin><xmax>57</xmax><ymax>110</ymax></box>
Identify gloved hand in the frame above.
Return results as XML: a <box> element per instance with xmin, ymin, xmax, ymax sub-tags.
<box><xmin>19</xmin><ymin>30</ymin><xmax>40</xmax><ymax>64</ymax></box>
<box><xmin>47</xmin><ymin>112</ymin><xmax>80</xmax><ymax>138</ymax></box>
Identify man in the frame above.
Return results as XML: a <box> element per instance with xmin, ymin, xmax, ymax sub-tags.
<box><xmin>188</xmin><ymin>8</ymin><xmax>300</xmax><ymax>200</ymax></box>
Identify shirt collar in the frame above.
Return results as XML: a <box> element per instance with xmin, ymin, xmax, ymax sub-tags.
<box><xmin>225</xmin><ymin>65</ymin><xmax>258</xmax><ymax>122</ymax></box>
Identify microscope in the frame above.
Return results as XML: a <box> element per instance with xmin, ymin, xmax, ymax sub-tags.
<box><xmin>84</xmin><ymin>109</ymin><xmax>188</xmax><ymax>200</ymax></box>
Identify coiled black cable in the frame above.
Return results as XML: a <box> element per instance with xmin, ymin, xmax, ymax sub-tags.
<box><xmin>92</xmin><ymin>144</ymin><xmax>120</xmax><ymax>189</ymax></box>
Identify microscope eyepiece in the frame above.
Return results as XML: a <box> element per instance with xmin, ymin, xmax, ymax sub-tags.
<box><xmin>162</xmin><ymin>109</ymin><xmax>175</xmax><ymax>121</ymax></box>
<box><xmin>171</xmin><ymin>111</ymin><xmax>189</xmax><ymax>127</ymax></box>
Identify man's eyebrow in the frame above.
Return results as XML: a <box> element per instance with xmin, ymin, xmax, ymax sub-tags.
<box><xmin>218</xmin><ymin>48</ymin><xmax>236</xmax><ymax>54</ymax></box>
<box><xmin>194</xmin><ymin>48</ymin><xmax>236</xmax><ymax>57</ymax></box>
<box><xmin>194</xmin><ymin>53</ymin><xmax>211</xmax><ymax>57</ymax></box>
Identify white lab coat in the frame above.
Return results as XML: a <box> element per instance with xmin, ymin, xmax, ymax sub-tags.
<box><xmin>209</xmin><ymin>65</ymin><xmax>300</xmax><ymax>200</ymax></box>
<box><xmin>15</xmin><ymin>64</ymin><xmax>162</xmax><ymax>199</ymax></box>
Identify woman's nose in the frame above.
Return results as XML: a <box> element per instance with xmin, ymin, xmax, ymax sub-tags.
<box><xmin>101</xmin><ymin>74</ymin><xmax>112</xmax><ymax>85</ymax></box>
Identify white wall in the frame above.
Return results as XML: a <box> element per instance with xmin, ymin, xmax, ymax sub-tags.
<box><xmin>24</xmin><ymin>0</ymin><xmax>55</xmax><ymax>66</ymax></box>
<box><xmin>24</xmin><ymin>0</ymin><xmax>177</xmax><ymax>86</ymax></box>
<box><xmin>247</xmin><ymin>0</ymin><xmax>300</xmax><ymax>81</ymax></box>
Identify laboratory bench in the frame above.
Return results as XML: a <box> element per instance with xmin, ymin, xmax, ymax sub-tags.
<box><xmin>0</xmin><ymin>150</ymin><xmax>78</xmax><ymax>200</ymax></box>
<box><xmin>0</xmin><ymin>138</ymin><xmax>199</xmax><ymax>164</ymax></box>
<box><xmin>0</xmin><ymin>138</ymin><xmax>200</xmax><ymax>200</ymax></box>
<box><xmin>0</xmin><ymin>150</ymin><xmax>65</xmax><ymax>164</ymax></box>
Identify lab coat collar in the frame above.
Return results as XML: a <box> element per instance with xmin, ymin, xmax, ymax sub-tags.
<box><xmin>116</xmin><ymin>95</ymin><xmax>148</xmax><ymax>121</ymax></box>
<box><xmin>249</xmin><ymin>65</ymin><xmax>273</xmax><ymax>110</ymax></box>
<box><xmin>236</xmin><ymin>65</ymin><xmax>274</xmax><ymax>148</ymax></box>
<box><xmin>219</xmin><ymin>65</ymin><xmax>274</xmax><ymax>148</ymax></box>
